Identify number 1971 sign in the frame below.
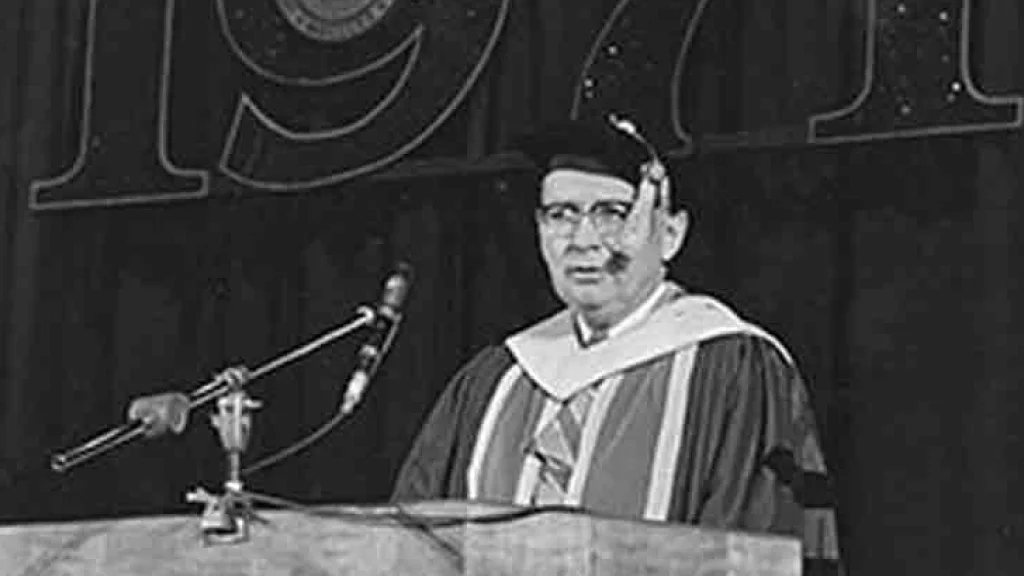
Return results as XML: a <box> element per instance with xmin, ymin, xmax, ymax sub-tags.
<box><xmin>29</xmin><ymin>0</ymin><xmax>1022</xmax><ymax>210</ymax></box>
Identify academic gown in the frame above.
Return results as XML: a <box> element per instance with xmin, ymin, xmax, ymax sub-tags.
<box><xmin>392</xmin><ymin>287</ymin><xmax>840</xmax><ymax>564</ymax></box>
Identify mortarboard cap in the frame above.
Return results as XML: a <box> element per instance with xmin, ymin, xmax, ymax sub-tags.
<box><xmin>515</xmin><ymin>116</ymin><xmax>660</xmax><ymax>188</ymax></box>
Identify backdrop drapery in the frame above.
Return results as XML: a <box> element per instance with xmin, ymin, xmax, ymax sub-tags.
<box><xmin>1</xmin><ymin>1</ymin><xmax>1022</xmax><ymax>574</ymax></box>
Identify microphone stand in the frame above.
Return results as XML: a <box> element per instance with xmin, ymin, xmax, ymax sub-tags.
<box><xmin>185</xmin><ymin>386</ymin><xmax>263</xmax><ymax>545</ymax></box>
<box><xmin>49</xmin><ymin>306</ymin><xmax>377</xmax><ymax>544</ymax></box>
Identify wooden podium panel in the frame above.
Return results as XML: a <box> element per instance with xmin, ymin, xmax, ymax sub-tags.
<box><xmin>0</xmin><ymin>500</ymin><xmax>800</xmax><ymax>575</ymax></box>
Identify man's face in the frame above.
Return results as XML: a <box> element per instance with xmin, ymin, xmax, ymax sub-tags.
<box><xmin>537</xmin><ymin>168</ymin><xmax>688</xmax><ymax>328</ymax></box>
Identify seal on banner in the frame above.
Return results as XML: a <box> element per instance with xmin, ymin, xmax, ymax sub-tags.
<box><xmin>276</xmin><ymin>0</ymin><xmax>396</xmax><ymax>43</ymax></box>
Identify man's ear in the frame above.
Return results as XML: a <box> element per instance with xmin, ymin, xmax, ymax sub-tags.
<box><xmin>660</xmin><ymin>209</ymin><xmax>689</xmax><ymax>261</ymax></box>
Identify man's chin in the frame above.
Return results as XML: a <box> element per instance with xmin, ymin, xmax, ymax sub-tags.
<box><xmin>563</xmin><ymin>285</ymin><xmax>612</xmax><ymax>310</ymax></box>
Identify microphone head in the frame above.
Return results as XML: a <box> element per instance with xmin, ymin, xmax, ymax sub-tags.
<box><xmin>381</xmin><ymin>262</ymin><xmax>414</xmax><ymax>312</ymax></box>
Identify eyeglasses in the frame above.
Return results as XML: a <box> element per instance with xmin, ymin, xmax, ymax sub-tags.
<box><xmin>536</xmin><ymin>200</ymin><xmax>635</xmax><ymax>237</ymax></box>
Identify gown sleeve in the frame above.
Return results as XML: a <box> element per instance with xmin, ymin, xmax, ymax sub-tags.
<box><xmin>674</xmin><ymin>335</ymin><xmax>841</xmax><ymax>569</ymax></box>
<box><xmin>390</xmin><ymin>345</ymin><xmax>514</xmax><ymax>502</ymax></box>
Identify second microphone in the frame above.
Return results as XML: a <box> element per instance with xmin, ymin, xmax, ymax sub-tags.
<box><xmin>340</xmin><ymin>262</ymin><xmax>413</xmax><ymax>414</ymax></box>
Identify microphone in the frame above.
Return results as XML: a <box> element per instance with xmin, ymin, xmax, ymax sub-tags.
<box><xmin>340</xmin><ymin>263</ymin><xmax>413</xmax><ymax>414</ymax></box>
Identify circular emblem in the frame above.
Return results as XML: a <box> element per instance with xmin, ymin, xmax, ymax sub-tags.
<box><xmin>276</xmin><ymin>0</ymin><xmax>396</xmax><ymax>43</ymax></box>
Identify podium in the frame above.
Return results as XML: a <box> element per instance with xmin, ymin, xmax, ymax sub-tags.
<box><xmin>0</xmin><ymin>500</ymin><xmax>800</xmax><ymax>575</ymax></box>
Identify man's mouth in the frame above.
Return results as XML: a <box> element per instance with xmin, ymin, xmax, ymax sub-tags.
<box><xmin>565</xmin><ymin>264</ymin><xmax>606</xmax><ymax>282</ymax></box>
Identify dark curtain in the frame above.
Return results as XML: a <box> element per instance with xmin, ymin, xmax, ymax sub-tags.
<box><xmin>1</xmin><ymin>1</ymin><xmax>1023</xmax><ymax>575</ymax></box>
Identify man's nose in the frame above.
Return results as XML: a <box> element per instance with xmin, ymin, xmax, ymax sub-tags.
<box><xmin>568</xmin><ymin>213</ymin><xmax>603</xmax><ymax>246</ymax></box>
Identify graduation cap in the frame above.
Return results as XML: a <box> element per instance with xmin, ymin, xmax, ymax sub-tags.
<box><xmin>516</xmin><ymin>113</ymin><xmax>670</xmax><ymax>203</ymax></box>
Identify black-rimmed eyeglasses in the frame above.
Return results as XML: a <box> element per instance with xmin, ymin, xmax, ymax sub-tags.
<box><xmin>536</xmin><ymin>200</ymin><xmax>635</xmax><ymax>237</ymax></box>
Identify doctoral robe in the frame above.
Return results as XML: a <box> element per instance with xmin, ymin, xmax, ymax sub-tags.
<box><xmin>392</xmin><ymin>285</ymin><xmax>839</xmax><ymax>563</ymax></box>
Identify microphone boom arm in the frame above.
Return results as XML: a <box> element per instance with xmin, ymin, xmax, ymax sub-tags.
<box><xmin>50</xmin><ymin>306</ymin><xmax>377</xmax><ymax>473</ymax></box>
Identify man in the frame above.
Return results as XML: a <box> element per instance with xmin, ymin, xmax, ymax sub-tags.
<box><xmin>391</xmin><ymin>115</ymin><xmax>839</xmax><ymax>566</ymax></box>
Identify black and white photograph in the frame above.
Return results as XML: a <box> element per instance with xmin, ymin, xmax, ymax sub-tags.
<box><xmin>0</xmin><ymin>1</ymin><xmax>1021</xmax><ymax>574</ymax></box>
